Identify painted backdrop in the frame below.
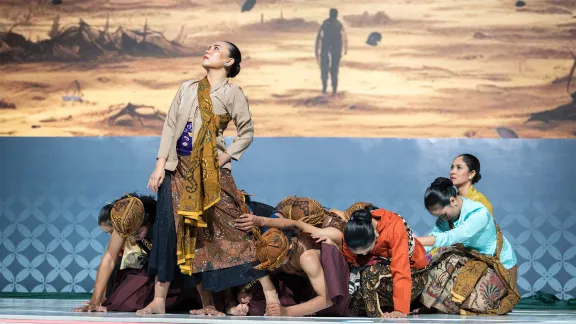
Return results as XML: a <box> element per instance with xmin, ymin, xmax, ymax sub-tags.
<box><xmin>1</xmin><ymin>0</ymin><xmax>575</xmax><ymax>138</ymax></box>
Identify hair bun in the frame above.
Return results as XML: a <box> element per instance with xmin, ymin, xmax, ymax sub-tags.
<box><xmin>349</xmin><ymin>209</ymin><xmax>373</xmax><ymax>224</ymax></box>
<box><xmin>431</xmin><ymin>177</ymin><xmax>453</xmax><ymax>189</ymax></box>
<box><xmin>228</xmin><ymin>64</ymin><xmax>241</xmax><ymax>78</ymax></box>
<box><xmin>475</xmin><ymin>173</ymin><xmax>482</xmax><ymax>183</ymax></box>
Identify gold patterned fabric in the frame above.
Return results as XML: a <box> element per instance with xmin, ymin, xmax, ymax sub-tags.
<box><xmin>465</xmin><ymin>186</ymin><xmax>494</xmax><ymax>216</ymax></box>
<box><xmin>111</xmin><ymin>197</ymin><xmax>145</xmax><ymax>238</ymax></box>
<box><xmin>450</xmin><ymin>222</ymin><xmax>519</xmax><ymax>315</ymax></box>
<box><xmin>275</xmin><ymin>196</ymin><xmax>327</xmax><ymax>226</ymax></box>
<box><xmin>176</xmin><ymin>77</ymin><xmax>222</xmax><ymax>275</ymax></box>
<box><xmin>172</xmin><ymin>162</ymin><xmax>257</xmax><ymax>274</ymax></box>
<box><xmin>421</xmin><ymin>221</ymin><xmax>519</xmax><ymax>315</ymax></box>
<box><xmin>252</xmin><ymin>228</ymin><xmax>291</xmax><ymax>271</ymax></box>
<box><xmin>344</xmin><ymin>202</ymin><xmax>375</xmax><ymax>220</ymax></box>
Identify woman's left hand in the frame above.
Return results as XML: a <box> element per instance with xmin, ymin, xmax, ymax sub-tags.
<box><xmin>312</xmin><ymin>235</ymin><xmax>337</xmax><ymax>247</ymax></box>
<box><xmin>235</xmin><ymin>213</ymin><xmax>261</xmax><ymax>232</ymax></box>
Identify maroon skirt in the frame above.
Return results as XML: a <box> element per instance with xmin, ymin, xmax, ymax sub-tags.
<box><xmin>103</xmin><ymin>267</ymin><xmax>202</xmax><ymax>312</ymax></box>
<box><xmin>247</xmin><ymin>244</ymin><xmax>351</xmax><ymax>317</ymax></box>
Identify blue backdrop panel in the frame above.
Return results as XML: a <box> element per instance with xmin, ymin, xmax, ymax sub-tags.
<box><xmin>0</xmin><ymin>137</ymin><xmax>575</xmax><ymax>299</ymax></box>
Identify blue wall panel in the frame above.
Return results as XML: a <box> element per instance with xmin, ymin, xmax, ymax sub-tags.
<box><xmin>1</xmin><ymin>137</ymin><xmax>575</xmax><ymax>299</ymax></box>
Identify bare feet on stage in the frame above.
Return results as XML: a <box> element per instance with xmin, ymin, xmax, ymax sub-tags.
<box><xmin>136</xmin><ymin>297</ymin><xmax>166</xmax><ymax>315</ymax></box>
<box><xmin>190</xmin><ymin>306</ymin><xmax>226</xmax><ymax>316</ymax></box>
<box><xmin>226</xmin><ymin>302</ymin><xmax>249</xmax><ymax>316</ymax></box>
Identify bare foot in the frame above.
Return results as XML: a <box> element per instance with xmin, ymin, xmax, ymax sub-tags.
<box><xmin>190</xmin><ymin>306</ymin><xmax>226</xmax><ymax>317</ymax></box>
<box><xmin>226</xmin><ymin>302</ymin><xmax>249</xmax><ymax>316</ymax></box>
<box><xmin>238</xmin><ymin>292</ymin><xmax>252</xmax><ymax>304</ymax></box>
<box><xmin>136</xmin><ymin>297</ymin><xmax>166</xmax><ymax>315</ymax></box>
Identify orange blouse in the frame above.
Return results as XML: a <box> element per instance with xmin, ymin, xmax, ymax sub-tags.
<box><xmin>343</xmin><ymin>208</ymin><xmax>428</xmax><ymax>314</ymax></box>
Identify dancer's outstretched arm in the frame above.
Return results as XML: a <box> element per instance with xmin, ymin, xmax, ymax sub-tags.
<box><xmin>235</xmin><ymin>213</ymin><xmax>342</xmax><ymax>250</ymax></box>
<box><xmin>73</xmin><ymin>232</ymin><xmax>125</xmax><ymax>312</ymax></box>
<box><xmin>266</xmin><ymin>251</ymin><xmax>332</xmax><ymax>317</ymax></box>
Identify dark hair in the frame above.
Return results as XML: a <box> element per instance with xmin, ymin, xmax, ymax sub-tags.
<box><xmin>457</xmin><ymin>153</ymin><xmax>482</xmax><ymax>184</ymax></box>
<box><xmin>329</xmin><ymin>8</ymin><xmax>338</xmax><ymax>19</ymax></box>
<box><xmin>137</xmin><ymin>194</ymin><xmax>157</xmax><ymax>227</ymax></box>
<box><xmin>364</xmin><ymin>205</ymin><xmax>379</xmax><ymax>212</ymax></box>
<box><xmin>424</xmin><ymin>177</ymin><xmax>458</xmax><ymax>210</ymax></box>
<box><xmin>224</xmin><ymin>41</ymin><xmax>242</xmax><ymax>78</ymax></box>
<box><xmin>344</xmin><ymin>208</ymin><xmax>375</xmax><ymax>251</ymax></box>
<box><xmin>97</xmin><ymin>192</ymin><xmax>157</xmax><ymax>227</ymax></box>
<box><xmin>98</xmin><ymin>203</ymin><xmax>113</xmax><ymax>226</ymax></box>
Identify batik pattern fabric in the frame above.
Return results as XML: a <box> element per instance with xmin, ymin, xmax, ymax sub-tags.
<box><xmin>176</xmin><ymin>77</ymin><xmax>227</xmax><ymax>276</ymax></box>
<box><xmin>348</xmin><ymin>261</ymin><xmax>428</xmax><ymax>317</ymax></box>
<box><xmin>420</xmin><ymin>221</ymin><xmax>519</xmax><ymax>315</ymax></box>
<box><xmin>344</xmin><ymin>202</ymin><xmax>374</xmax><ymax>220</ymax></box>
<box><xmin>347</xmin><ymin>212</ymin><xmax>416</xmax><ymax>296</ymax></box>
<box><xmin>322</xmin><ymin>211</ymin><xmax>347</xmax><ymax>232</ymax></box>
<box><xmin>172</xmin><ymin>156</ymin><xmax>259</xmax><ymax>273</ymax></box>
<box><xmin>421</xmin><ymin>246</ymin><xmax>518</xmax><ymax>314</ymax></box>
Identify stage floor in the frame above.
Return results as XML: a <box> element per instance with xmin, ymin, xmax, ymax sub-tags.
<box><xmin>0</xmin><ymin>299</ymin><xmax>575</xmax><ymax>324</ymax></box>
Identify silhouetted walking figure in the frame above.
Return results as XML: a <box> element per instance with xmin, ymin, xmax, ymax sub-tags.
<box><xmin>315</xmin><ymin>8</ymin><xmax>348</xmax><ymax>95</ymax></box>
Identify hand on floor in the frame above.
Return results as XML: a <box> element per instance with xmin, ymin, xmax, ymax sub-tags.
<box><xmin>382</xmin><ymin>311</ymin><xmax>407</xmax><ymax>318</ymax></box>
<box><xmin>190</xmin><ymin>306</ymin><xmax>225</xmax><ymax>317</ymax></box>
<box><xmin>82</xmin><ymin>297</ymin><xmax>106</xmax><ymax>306</ymax></box>
<box><xmin>265</xmin><ymin>303</ymin><xmax>288</xmax><ymax>316</ymax></box>
<box><xmin>72</xmin><ymin>303</ymin><xmax>107</xmax><ymax>313</ymax></box>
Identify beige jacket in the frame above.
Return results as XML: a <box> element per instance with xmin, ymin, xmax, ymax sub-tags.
<box><xmin>157</xmin><ymin>78</ymin><xmax>254</xmax><ymax>171</ymax></box>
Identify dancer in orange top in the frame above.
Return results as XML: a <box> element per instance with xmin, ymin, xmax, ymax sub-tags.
<box><xmin>342</xmin><ymin>205</ymin><xmax>428</xmax><ymax>318</ymax></box>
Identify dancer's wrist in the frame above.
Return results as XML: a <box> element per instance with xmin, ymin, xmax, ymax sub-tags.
<box><xmin>155</xmin><ymin>158</ymin><xmax>166</xmax><ymax>169</ymax></box>
<box><xmin>88</xmin><ymin>297</ymin><xmax>101</xmax><ymax>306</ymax></box>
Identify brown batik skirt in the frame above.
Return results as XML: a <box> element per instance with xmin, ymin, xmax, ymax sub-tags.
<box><xmin>170</xmin><ymin>155</ymin><xmax>266</xmax><ymax>291</ymax></box>
<box><xmin>420</xmin><ymin>246</ymin><xmax>518</xmax><ymax>314</ymax></box>
<box><xmin>349</xmin><ymin>263</ymin><xmax>429</xmax><ymax>317</ymax></box>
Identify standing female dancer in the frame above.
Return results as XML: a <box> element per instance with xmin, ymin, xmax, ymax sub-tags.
<box><xmin>144</xmin><ymin>41</ymin><xmax>266</xmax><ymax>315</ymax></box>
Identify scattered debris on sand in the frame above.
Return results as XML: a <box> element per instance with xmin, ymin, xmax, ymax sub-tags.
<box><xmin>107</xmin><ymin>102</ymin><xmax>166</xmax><ymax>127</ymax></box>
<box><xmin>0</xmin><ymin>15</ymin><xmax>201</xmax><ymax>62</ymax></box>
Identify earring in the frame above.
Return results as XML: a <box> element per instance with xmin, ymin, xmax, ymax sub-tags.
<box><xmin>469</xmin><ymin>176</ymin><xmax>472</xmax><ymax>180</ymax></box>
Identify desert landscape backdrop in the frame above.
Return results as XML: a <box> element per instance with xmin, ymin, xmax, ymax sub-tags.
<box><xmin>0</xmin><ymin>0</ymin><xmax>575</xmax><ymax>138</ymax></box>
